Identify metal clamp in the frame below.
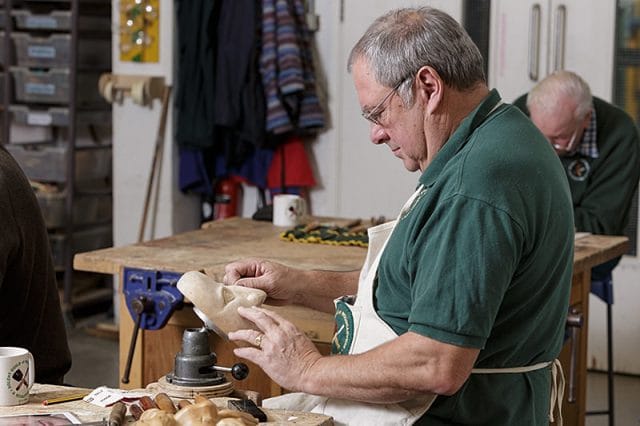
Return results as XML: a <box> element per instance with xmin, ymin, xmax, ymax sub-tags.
<box><xmin>123</xmin><ymin>268</ymin><xmax>184</xmax><ymax>330</ymax></box>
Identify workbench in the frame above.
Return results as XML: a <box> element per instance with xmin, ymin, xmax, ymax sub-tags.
<box><xmin>74</xmin><ymin>217</ymin><xmax>628</xmax><ymax>426</ymax></box>
<box><xmin>0</xmin><ymin>383</ymin><xmax>332</xmax><ymax>424</ymax></box>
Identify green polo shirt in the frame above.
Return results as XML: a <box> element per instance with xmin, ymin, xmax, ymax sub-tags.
<box><xmin>375</xmin><ymin>90</ymin><xmax>574</xmax><ymax>425</ymax></box>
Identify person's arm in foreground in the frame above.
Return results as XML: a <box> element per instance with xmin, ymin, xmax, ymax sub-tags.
<box><xmin>224</xmin><ymin>258</ymin><xmax>360</xmax><ymax>313</ymax></box>
<box><xmin>229</xmin><ymin>307</ymin><xmax>479</xmax><ymax>403</ymax></box>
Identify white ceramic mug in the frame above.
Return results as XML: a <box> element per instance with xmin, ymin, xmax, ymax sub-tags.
<box><xmin>273</xmin><ymin>194</ymin><xmax>307</xmax><ymax>227</ymax></box>
<box><xmin>0</xmin><ymin>347</ymin><xmax>34</xmax><ymax>406</ymax></box>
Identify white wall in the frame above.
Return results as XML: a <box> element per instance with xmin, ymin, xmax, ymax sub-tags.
<box><xmin>589</xmin><ymin>221</ymin><xmax>640</xmax><ymax>374</ymax></box>
<box><xmin>304</xmin><ymin>1</ymin><xmax>343</xmax><ymax>217</ymax></box>
<box><xmin>110</xmin><ymin>0</ymin><xmax>200</xmax><ymax>321</ymax></box>
<box><xmin>111</xmin><ymin>0</ymin><xmax>199</xmax><ymax>249</ymax></box>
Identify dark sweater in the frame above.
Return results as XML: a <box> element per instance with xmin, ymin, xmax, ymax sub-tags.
<box><xmin>0</xmin><ymin>146</ymin><xmax>71</xmax><ymax>384</ymax></box>
<box><xmin>513</xmin><ymin>95</ymin><xmax>640</xmax><ymax>236</ymax></box>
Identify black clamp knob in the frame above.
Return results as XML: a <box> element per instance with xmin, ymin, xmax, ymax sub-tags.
<box><xmin>213</xmin><ymin>362</ymin><xmax>249</xmax><ymax>380</ymax></box>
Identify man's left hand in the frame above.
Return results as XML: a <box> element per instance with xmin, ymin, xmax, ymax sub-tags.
<box><xmin>229</xmin><ymin>306</ymin><xmax>322</xmax><ymax>392</ymax></box>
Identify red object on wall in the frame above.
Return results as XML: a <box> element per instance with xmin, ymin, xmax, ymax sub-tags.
<box><xmin>266</xmin><ymin>136</ymin><xmax>316</xmax><ymax>190</ymax></box>
<box><xmin>214</xmin><ymin>178</ymin><xmax>240</xmax><ymax>219</ymax></box>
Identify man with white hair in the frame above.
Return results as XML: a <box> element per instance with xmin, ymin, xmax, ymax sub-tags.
<box><xmin>514</xmin><ymin>70</ymin><xmax>640</xmax><ymax>280</ymax></box>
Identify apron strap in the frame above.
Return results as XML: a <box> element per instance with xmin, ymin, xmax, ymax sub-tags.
<box><xmin>471</xmin><ymin>360</ymin><xmax>551</xmax><ymax>374</ymax></box>
<box><xmin>472</xmin><ymin>359</ymin><xmax>565</xmax><ymax>426</ymax></box>
<box><xmin>549</xmin><ymin>359</ymin><xmax>565</xmax><ymax>426</ymax></box>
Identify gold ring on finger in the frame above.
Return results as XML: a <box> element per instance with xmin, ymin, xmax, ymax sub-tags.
<box><xmin>255</xmin><ymin>334</ymin><xmax>264</xmax><ymax>348</ymax></box>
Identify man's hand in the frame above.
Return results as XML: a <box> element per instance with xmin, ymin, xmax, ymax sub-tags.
<box><xmin>223</xmin><ymin>259</ymin><xmax>299</xmax><ymax>305</ymax></box>
<box><xmin>228</xmin><ymin>307</ymin><xmax>322</xmax><ymax>392</ymax></box>
<box><xmin>224</xmin><ymin>258</ymin><xmax>360</xmax><ymax>313</ymax></box>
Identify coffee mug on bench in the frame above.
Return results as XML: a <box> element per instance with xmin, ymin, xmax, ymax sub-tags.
<box><xmin>273</xmin><ymin>194</ymin><xmax>307</xmax><ymax>227</ymax></box>
<box><xmin>0</xmin><ymin>347</ymin><xmax>35</xmax><ymax>406</ymax></box>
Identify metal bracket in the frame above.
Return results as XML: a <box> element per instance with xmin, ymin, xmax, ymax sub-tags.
<box><xmin>566</xmin><ymin>307</ymin><xmax>584</xmax><ymax>403</ymax></box>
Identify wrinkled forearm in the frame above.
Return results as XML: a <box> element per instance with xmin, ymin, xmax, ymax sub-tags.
<box><xmin>298</xmin><ymin>332</ymin><xmax>478</xmax><ymax>402</ymax></box>
<box><xmin>293</xmin><ymin>269</ymin><xmax>360</xmax><ymax>313</ymax></box>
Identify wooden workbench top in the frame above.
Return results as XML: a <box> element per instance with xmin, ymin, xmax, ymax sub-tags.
<box><xmin>573</xmin><ymin>234</ymin><xmax>629</xmax><ymax>271</ymax></box>
<box><xmin>74</xmin><ymin>217</ymin><xmax>368</xmax><ymax>277</ymax></box>
<box><xmin>74</xmin><ymin>217</ymin><xmax>629</xmax><ymax>278</ymax></box>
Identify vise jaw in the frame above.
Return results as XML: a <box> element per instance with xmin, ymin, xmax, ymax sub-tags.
<box><xmin>123</xmin><ymin>268</ymin><xmax>184</xmax><ymax>330</ymax></box>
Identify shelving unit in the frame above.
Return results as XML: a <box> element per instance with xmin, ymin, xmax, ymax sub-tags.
<box><xmin>0</xmin><ymin>0</ymin><xmax>113</xmax><ymax>317</ymax></box>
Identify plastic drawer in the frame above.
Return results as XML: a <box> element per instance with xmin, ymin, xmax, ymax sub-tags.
<box><xmin>35</xmin><ymin>188</ymin><xmax>112</xmax><ymax>229</ymax></box>
<box><xmin>4</xmin><ymin>142</ymin><xmax>112</xmax><ymax>183</ymax></box>
<box><xmin>12</xmin><ymin>32</ymin><xmax>111</xmax><ymax>68</ymax></box>
<box><xmin>10</xmin><ymin>105</ymin><xmax>112</xmax><ymax>127</ymax></box>
<box><xmin>10</xmin><ymin>67</ymin><xmax>106</xmax><ymax>106</ymax></box>
<box><xmin>49</xmin><ymin>225</ymin><xmax>112</xmax><ymax>270</ymax></box>
<box><xmin>12</xmin><ymin>10</ymin><xmax>111</xmax><ymax>32</ymax></box>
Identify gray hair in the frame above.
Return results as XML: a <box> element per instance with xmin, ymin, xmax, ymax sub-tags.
<box><xmin>526</xmin><ymin>70</ymin><xmax>593</xmax><ymax>120</ymax></box>
<box><xmin>347</xmin><ymin>7</ymin><xmax>486</xmax><ymax>105</ymax></box>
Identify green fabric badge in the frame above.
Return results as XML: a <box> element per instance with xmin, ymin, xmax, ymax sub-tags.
<box><xmin>280</xmin><ymin>224</ymin><xmax>369</xmax><ymax>247</ymax></box>
<box><xmin>331</xmin><ymin>299</ymin><xmax>355</xmax><ymax>354</ymax></box>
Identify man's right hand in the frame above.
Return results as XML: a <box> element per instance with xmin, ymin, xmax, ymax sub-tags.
<box><xmin>223</xmin><ymin>258</ymin><xmax>298</xmax><ymax>305</ymax></box>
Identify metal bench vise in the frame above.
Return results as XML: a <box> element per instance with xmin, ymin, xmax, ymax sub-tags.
<box><xmin>121</xmin><ymin>268</ymin><xmax>184</xmax><ymax>384</ymax></box>
<box><xmin>120</xmin><ymin>268</ymin><xmax>249</xmax><ymax>389</ymax></box>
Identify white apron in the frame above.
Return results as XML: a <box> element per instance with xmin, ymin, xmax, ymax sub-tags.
<box><xmin>265</xmin><ymin>187</ymin><xmax>432</xmax><ymax>426</ymax></box>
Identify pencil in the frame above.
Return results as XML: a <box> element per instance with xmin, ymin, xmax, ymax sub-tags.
<box><xmin>42</xmin><ymin>392</ymin><xmax>89</xmax><ymax>406</ymax></box>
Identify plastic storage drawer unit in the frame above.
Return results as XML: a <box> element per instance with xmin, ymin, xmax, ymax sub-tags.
<box><xmin>4</xmin><ymin>142</ymin><xmax>112</xmax><ymax>183</ymax></box>
<box><xmin>36</xmin><ymin>189</ymin><xmax>112</xmax><ymax>229</ymax></box>
<box><xmin>49</xmin><ymin>225</ymin><xmax>112</xmax><ymax>270</ymax></box>
<box><xmin>10</xmin><ymin>67</ymin><xmax>106</xmax><ymax>106</ymax></box>
<box><xmin>10</xmin><ymin>105</ymin><xmax>112</xmax><ymax>127</ymax></box>
<box><xmin>12</xmin><ymin>32</ymin><xmax>111</xmax><ymax>69</ymax></box>
<box><xmin>12</xmin><ymin>10</ymin><xmax>111</xmax><ymax>32</ymax></box>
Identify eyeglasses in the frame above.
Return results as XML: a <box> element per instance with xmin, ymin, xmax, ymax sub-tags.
<box><xmin>551</xmin><ymin>127</ymin><xmax>579</xmax><ymax>156</ymax></box>
<box><xmin>361</xmin><ymin>78</ymin><xmax>409</xmax><ymax>126</ymax></box>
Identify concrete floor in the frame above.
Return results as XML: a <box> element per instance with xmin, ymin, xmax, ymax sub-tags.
<box><xmin>64</xmin><ymin>312</ymin><xmax>119</xmax><ymax>389</ymax></box>
<box><xmin>64</xmin><ymin>313</ymin><xmax>640</xmax><ymax>424</ymax></box>
<box><xmin>64</xmin><ymin>314</ymin><xmax>119</xmax><ymax>389</ymax></box>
